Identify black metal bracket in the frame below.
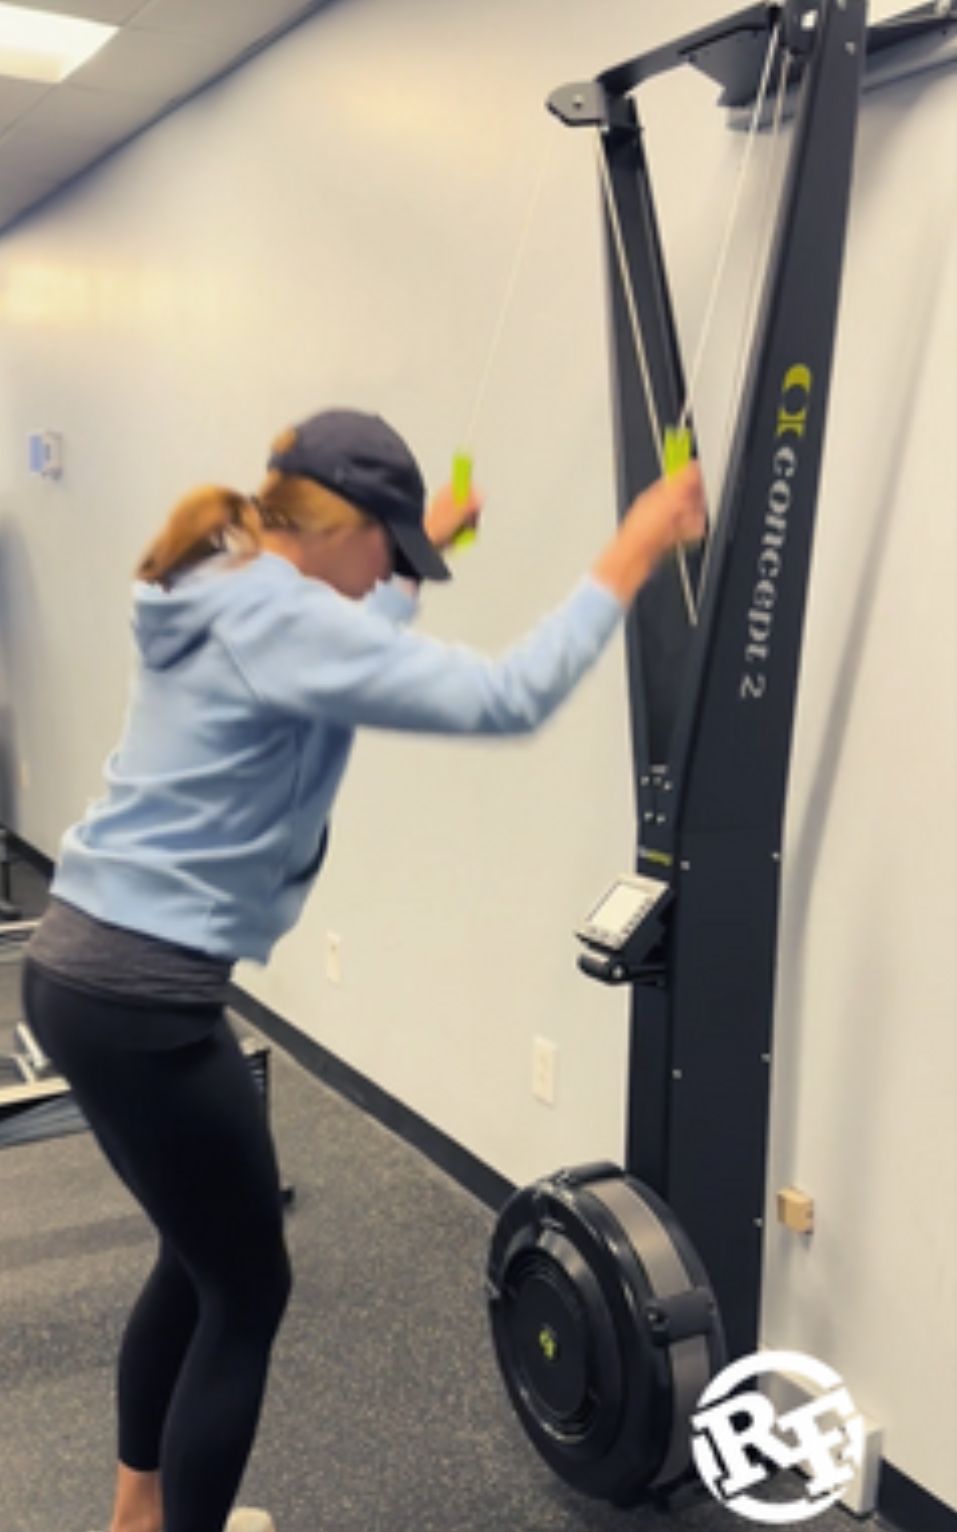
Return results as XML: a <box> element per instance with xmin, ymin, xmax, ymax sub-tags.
<box><xmin>552</xmin><ymin>2</ymin><xmax>955</xmax><ymax>121</ymax></box>
<box><xmin>547</xmin><ymin>81</ymin><xmax>634</xmax><ymax>132</ymax></box>
<box><xmin>592</xmin><ymin>4</ymin><xmax>778</xmax><ymax>104</ymax></box>
<box><xmin>644</xmin><ymin>1286</ymin><xmax>720</xmax><ymax>1347</ymax></box>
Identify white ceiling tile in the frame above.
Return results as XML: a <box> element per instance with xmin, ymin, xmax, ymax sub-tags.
<box><xmin>131</xmin><ymin>0</ymin><xmax>318</xmax><ymax>37</ymax></box>
<box><xmin>12</xmin><ymin>82</ymin><xmax>162</xmax><ymax>143</ymax></box>
<box><xmin>0</xmin><ymin>181</ymin><xmax>39</xmax><ymax>226</ymax></box>
<box><xmin>0</xmin><ymin>0</ymin><xmax>330</xmax><ymax>234</ymax></box>
<box><xmin>8</xmin><ymin>0</ymin><xmax>151</xmax><ymax>21</ymax></box>
<box><xmin>0</xmin><ymin>76</ymin><xmax>50</xmax><ymax>134</ymax></box>
<box><xmin>33</xmin><ymin>139</ymin><xmax>105</xmax><ymax>183</ymax></box>
<box><xmin>0</xmin><ymin>122</ymin><xmax>106</xmax><ymax>186</ymax></box>
<box><xmin>68</xmin><ymin>25</ymin><xmax>246</xmax><ymax>99</ymax></box>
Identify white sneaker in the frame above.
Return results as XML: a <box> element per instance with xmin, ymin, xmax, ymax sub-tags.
<box><xmin>86</xmin><ymin>1506</ymin><xmax>275</xmax><ymax>1532</ymax></box>
<box><xmin>226</xmin><ymin>1512</ymin><xmax>276</xmax><ymax>1532</ymax></box>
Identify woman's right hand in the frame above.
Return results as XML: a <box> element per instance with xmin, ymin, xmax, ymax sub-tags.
<box><xmin>592</xmin><ymin>462</ymin><xmax>708</xmax><ymax>605</ymax></box>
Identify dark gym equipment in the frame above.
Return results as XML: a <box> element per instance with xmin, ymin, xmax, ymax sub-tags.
<box><xmin>488</xmin><ymin>0</ymin><xmax>954</xmax><ymax>1507</ymax></box>
<box><xmin>489</xmin><ymin>1163</ymin><xmax>724</xmax><ymax>1504</ymax></box>
<box><xmin>0</xmin><ymin>921</ymin><xmax>292</xmax><ymax>1213</ymax></box>
<box><xmin>1</xmin><ymin>827</ymin><xmax>21</xmax><ymax>921</ymax></box>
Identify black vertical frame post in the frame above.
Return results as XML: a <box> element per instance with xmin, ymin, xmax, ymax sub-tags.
<box><xmin>600</xmin><ymin>110</ymin><xmax>700</xmax><ymax>809</ymax></box>
<box><xmin>660</xmin><ymin>0</ymin><xmax>867</xmax><ymax>1359</ymax></box>
<box><xmin>573</xmin><ymin>104</ymin><xmax>702</xmax><ymax>1193</ymax></box>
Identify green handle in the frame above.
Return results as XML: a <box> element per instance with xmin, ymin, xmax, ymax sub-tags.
<box><xmin>450</xmin><ymin>449</ymin><xmax>477</xmax><ymax>552</ymax></box>
<box><xmin>663</xmin><ymin>425</ymin><xmax>692</xmax><ymax>477</ymax></box>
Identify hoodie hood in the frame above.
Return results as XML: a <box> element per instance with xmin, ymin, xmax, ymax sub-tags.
<box><xmin>132</xmin><ymin>554</ymin><xmax>291</xmax><ymax>670</ymax></box>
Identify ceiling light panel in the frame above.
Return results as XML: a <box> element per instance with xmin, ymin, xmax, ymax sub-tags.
<box><xmin>0</xmin><ymin>2</ymin><xmax>117</xmax><ymax>84</ymax></box>
<box><xmin>12</xmin><ymin>2</ymin><xmax>142</xmax><ymax>17</ymax></box>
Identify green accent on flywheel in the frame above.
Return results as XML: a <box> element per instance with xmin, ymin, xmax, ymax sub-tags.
<box><xmin>538</xmin><ymin>1326</ymin><xmax>560</xmax><ymax>1363</ymax></box>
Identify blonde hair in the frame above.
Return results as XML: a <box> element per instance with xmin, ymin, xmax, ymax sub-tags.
<box><xmin>135</xmin><ymin>426</ymin><xmax>373</xmax><ymax>587</ymax></box>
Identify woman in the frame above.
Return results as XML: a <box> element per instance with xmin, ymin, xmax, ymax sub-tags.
<box><xmin>23</xmin><ymin>407</ymin><xmax>706</xmax><ymax>1532</ymax></box>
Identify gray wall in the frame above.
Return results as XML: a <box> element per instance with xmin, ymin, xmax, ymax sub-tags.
<box><xmin>0</xmin><ymin>0</ymin><xmax>953</xmax><ymax>1510</ymax></box>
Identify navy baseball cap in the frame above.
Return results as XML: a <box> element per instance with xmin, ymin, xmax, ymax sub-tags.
<box><xmin>268</xmin><ymin>409</ymin><xmax>450</xmax><ymax>582</ymax></box>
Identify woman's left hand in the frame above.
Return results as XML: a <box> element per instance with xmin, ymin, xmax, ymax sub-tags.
<box><xmin>424</xmin><ymin>482</ymin><xmax>484</xmax><ymax>550</ymax></box>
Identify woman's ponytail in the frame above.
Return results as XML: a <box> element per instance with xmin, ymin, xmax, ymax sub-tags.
<box><xmin>135</xmin><ymin>423</ymin><xmax>374</xmax><ymax>586</ymax></box>
<box><xmin>135</xmin><ymin>486</ymin><xmax>262</xmax><ymax>587</ymax></box>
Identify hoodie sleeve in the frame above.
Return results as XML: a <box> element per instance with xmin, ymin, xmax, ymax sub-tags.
<box><xmin>216</xmin><ymin>572</ymin><xmax>624</xmax><ymax>737</ymax></box>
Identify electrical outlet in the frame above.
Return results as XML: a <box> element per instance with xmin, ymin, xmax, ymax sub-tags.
<box><xmin>325</xmin><ymin>931</ymin><xmax>342</xmax><ymax>985</ymax></box>
<box><xmin>532</xmin><ymin>1036</ymin><xmax>557</xmax><ymax>1105</ymax></box>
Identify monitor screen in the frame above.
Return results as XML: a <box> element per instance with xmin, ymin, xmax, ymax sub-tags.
<box><xmin>588</xmin><ymin>881</ymin><xmax>646</xmax><ymax>934</ymax></box>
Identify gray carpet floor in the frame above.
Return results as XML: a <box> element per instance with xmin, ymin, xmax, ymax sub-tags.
<box><xmin>0</xmin><ymin>858</ymin><xmax>881</xmax><ymax>1532</ymax></box>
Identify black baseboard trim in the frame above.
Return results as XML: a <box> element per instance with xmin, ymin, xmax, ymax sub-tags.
<box><xmin>227</xmin><ymin>981</ymin><xmax>514</xmax><ymax>1216</ymax></box>
<box><xmin>877</xmin><ymin>1464</ymin><xmax>956</xmax><ymax>1532</ymax></box>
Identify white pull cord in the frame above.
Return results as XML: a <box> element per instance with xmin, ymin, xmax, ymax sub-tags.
<box><xmin>594</xmin><ymin>136</ymin><xmax>667</xmax><ymax>461</ymax></box>
<box><xmin>595</xmin><ymin>135</ymin><xmax>698</xmax><ymax>624</ymax></box>
<box><xmin>594</xmin><ymin>17</ymin><xmax>784</xmax><ymax>628</ymax></box>
<box><xmin>695</xmin><ymin>42</ymin><xmax>795</xmax><ymax>606</ymax></box>
<box><xmin>460</xmin><ymin>137</ymin><xmax>556</xmax><ymax>454</ymax></box>
<box><xmin>675</xmin><ymin>20</ymin><xmax>783</xmax><ymax>439</ymax></box>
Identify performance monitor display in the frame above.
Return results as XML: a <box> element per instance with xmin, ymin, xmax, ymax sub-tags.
<box><xmin>579</xmin><ymin>873</ymin><xmax>670</xmax><ymax>952</ymax></box>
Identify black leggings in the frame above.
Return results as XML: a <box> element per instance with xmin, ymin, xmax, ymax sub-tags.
<box><xmin>22</xmin><ymin>961</ymin><xmax>292</xmax><ymax>1532</ymax></box>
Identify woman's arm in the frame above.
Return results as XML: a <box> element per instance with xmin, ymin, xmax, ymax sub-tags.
<box><xmin>219</xmin><ymin>466</ymin><xmax>706</xmax><ymax>737</ymax></box>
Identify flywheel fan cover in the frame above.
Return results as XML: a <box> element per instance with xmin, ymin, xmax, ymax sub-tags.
<box><xmin>487</xmin><ymin>1162</ymin><xmax>725</xmax><ymax>1506</ymax></box>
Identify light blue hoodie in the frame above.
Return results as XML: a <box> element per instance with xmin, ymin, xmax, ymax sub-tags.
<box><xmin>52</xmin><ymin>553</ymin><xmax>624</xmax><ymax>962</ymax></box>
